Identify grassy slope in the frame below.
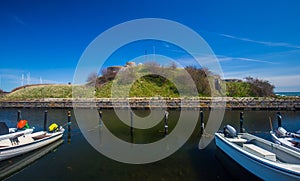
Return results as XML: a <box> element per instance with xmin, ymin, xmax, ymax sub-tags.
<box><xmin>96</xmin><ymin>76</ymin><xmax>179</xmax><ymax>98</ymax></box>
<box><xmin>5</xmin><ymin>85</ymin><xmax>73</xmax><ymax>99</ymax></box>
<box><xmin>4</xmin><ymin>80</ymin><xmax>244</xmax><ymax>99</ymax></box>
<box><xmin>5</xmin><ymin>76</ymin><xmax>180</xmax><ymax>99</ymax></box>
<box><xmin>4</xmin><ymin>75</ymin><xmax>264</xmax><ymax>99</ymax></box>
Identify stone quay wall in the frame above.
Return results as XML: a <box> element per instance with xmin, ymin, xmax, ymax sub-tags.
<box><xmin>1</xmin><ymin>97</ymin><xmax>300</xmax><ymax>110</ymax></box>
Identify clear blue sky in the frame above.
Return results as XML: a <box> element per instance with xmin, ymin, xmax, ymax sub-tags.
<box><xmin>1</xmin><ymin>0</ymin><xmax>300</xmax><ymax>92</ymax></box>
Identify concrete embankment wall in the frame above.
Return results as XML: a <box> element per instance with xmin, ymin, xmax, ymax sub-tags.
<box><xmin>1</xmin><ymin>97</ymin><xmax>300</xmax><ymax>110</ymax></box>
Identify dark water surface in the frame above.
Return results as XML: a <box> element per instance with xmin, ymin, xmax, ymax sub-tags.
<box><xmin>0</xmin><ymin>108</ymin><xmax>299</xmax><ymax>180</ymax></box>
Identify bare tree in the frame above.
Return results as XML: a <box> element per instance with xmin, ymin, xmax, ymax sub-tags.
<box><xmin>102</xmin><ymin>68</ymin><xmax>117</xmax><ymax>82</ymax></box>
<box><xmin>185</xmin><ymin>66</ymin><xmax>211</xmax><ymax>96</ymax></box>
<box><xmin>144</xmin><ymin>61</ymin><xmax>161</xmax><ymax>74</ymax></box>
<box><xmin>245</xmin><ymin>76</ymin><xmax>275</xmax><ymax>97</ymax></box>
<box><xmin>117</xmin><ymin>67</ymin><xmax>137</xmax><ymax>85</ymax></box>
<box><xmin>169</xmin><ymin>61</ymin><xmax>177</xmax><ymax>70</ymax></box>
<box><xmin>86</xmin><ymin>72</ymin><xmax>98</xmax><ymax>84</ymax></box>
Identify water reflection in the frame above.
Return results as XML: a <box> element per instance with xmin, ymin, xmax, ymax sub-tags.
<box><xmin>0</xmin><ymin>139</ymin><xmax>63</xmax><ymax>180</ymax></box>
<box><xmin>0</xmin><ymin>109</ymin><xmax>299</xmax><ymax>180</ymax></box>
<box><xmin>214</xmin><ymin>147</ymin><xmax>261</xmax><ymax>181</ymax></box>
<box><xmin>67</xmin><ymin>111</ymin><xmax>72</xmax><ymax>144</ymax></box>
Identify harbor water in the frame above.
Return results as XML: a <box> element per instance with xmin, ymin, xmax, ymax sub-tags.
<box><xmin>0</xmin><ymin>108</ymin><xmax>300</xmax><ymax>180</ymax></box>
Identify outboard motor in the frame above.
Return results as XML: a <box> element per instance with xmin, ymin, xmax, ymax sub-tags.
<box><xmin>17</xmin><ymin>120</ymin><xmax>30</xmax><ymax>129</ymax></box>
<box><xmin>277</xmin><ymin>127</ymin><xmax>287</xmax><ymax>136</ymax></box>
<box><xmin>223</xmin><ymin>125</ymin><xmax>237</xmax><ymax>138</ymax></box>
<box><xmin>49</xmin><ymin>123</ymin><xmax>59</xmax><ymax>132</ymax></box>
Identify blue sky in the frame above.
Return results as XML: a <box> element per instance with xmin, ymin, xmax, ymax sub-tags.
<box><xmin>0</xmin><ymin>0</ymin><xmax>300</xmax><ymax>92</ymax></box>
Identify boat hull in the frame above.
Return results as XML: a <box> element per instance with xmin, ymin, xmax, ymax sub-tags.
<box><xmin>0</xmin><ymin>131</ymin><xmax>63</xmax><ymax>161</ymax></box>
<box><xmin>215</xmin><ymin>133</ymin><xmax>300</xmax><ymax>181</ymax></box>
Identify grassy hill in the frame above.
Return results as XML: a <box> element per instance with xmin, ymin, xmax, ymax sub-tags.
<box><xmin>4</xmin><ymin>76</ymin><xmax>181</xmax><ymax>99</ymax></box>
<box><xmin>6</xmin><ymin>84</ymin><xmax>73</xmax><ymax>99</ymax></box>
<box><xmin>96</xmin><ymin>75</ymin><xmax>180</xmax><ymax>98</ymax></box>
<box><xmin>3</xmin><ymin>64</ymin><xmax>275</xmax><ymax>99</ymax></box>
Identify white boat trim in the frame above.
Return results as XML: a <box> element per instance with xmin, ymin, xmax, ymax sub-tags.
<box><xmin>0</xmin><ymin>129</ymin><xmax>34</xmax><ymax>141</ymax></box>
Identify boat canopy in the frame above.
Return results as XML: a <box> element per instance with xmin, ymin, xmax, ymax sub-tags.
<box><xmin>0</xmin><ymin>122</ymin><xmax>9</xmax><ymax>136</ymax></box>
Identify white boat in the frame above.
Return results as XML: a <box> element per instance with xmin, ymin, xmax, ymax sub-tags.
<box><xmin>271</xmin><ymin>128</ymin><xmax>300</xmax><ymax>153</ymax></box>
<box><xmin>215</xmin><ymin>125</ymin><xmax>300</xmax><ymax>181</ymax></box>
<box><xmin>0</xmin><ymin>126</ymin><xmax>64</xmax><ymax>161</ymax></box>
<box><xmin>270</xmin><ymin>112</ymin><xmax>300</xmax><ymax>153</ymax></box>
<box><xmin>0</xmin><ymin>122</ymin><xmax>34</xmax><ymax>141</ymax></box>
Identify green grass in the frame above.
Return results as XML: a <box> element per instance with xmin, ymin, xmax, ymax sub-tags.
<box><xmin>6</xmin><ymin>85</ymin><xmax>72</xmax><ymax>99</ymax></box>
<box><xmin>96</xmin><ymin>76</ymin><xmax>179</xmax><ymax>98</ymax></box>
<box><xmin>3</xmin><ymin>78</ymin><xmax>229</xmax><ymax>99</ymax></box>
<box><xmin>5</xmin><ymin>84</ymin><xmax>97</xmax><ymax>100</ymax></box>
<box><xmin>3</xmin><ymin>66</ymin><xmax>271</xmax><ymax>99</ymax></box>
<box><xmin>129</xmin><ymin>76</ymin><xmax>179</xmax><ymax>97</ymax></box>
<box><xmin>5</xmin><ymin>75</ymin><xmax>181</xmax><ymax>99</ymax></box>
<box><xmin>226</xmin><ymin>82</ymin><xmax>252</xmax><ymax>97</ymax></box>
<box><xmin>3</xmin><ymin>81</ymin><xmax>268</xmax><ymax>99</ymax></box>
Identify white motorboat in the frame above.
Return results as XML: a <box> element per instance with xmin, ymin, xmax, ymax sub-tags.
<box><xmin>0</xmin><ymin>125</ymin><xmax>64</xmax><ymax>161</ymax></box>
<box><xmin>271</xmin><ymin>129</ymin><xmax>300</xmax><ymax>153</ymax></box>
<box><xmin>0</xmin><ymin>122</ymin><xmax>34</xmax><ymax>141</ymax></box>
<box><xmin>270</xmin><ymin>112</ymin><xmax>300</xmax><ymax>153</ymax></box>
<box><xmin>215</xmin><ymin>125</ymin><xmax>300</xmax><ymax>181</ymax></box>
